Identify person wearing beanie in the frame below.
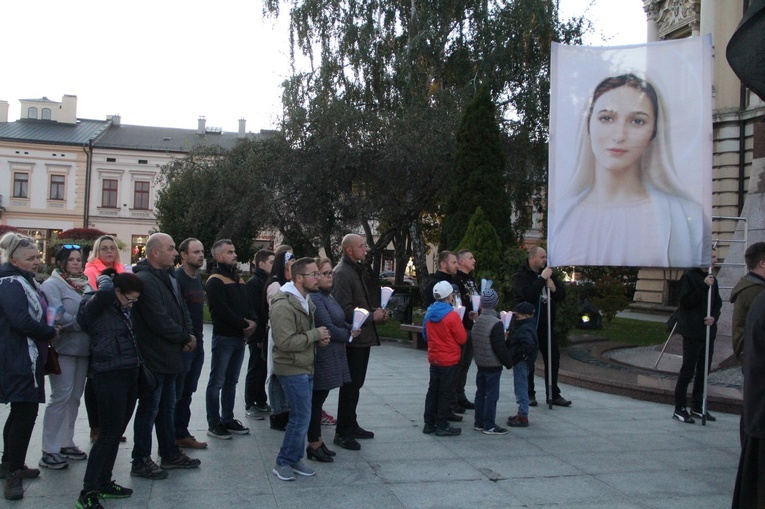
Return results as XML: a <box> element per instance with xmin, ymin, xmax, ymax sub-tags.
<box><xmin>422</xmin><ymin>281</ymin><xmax>466</xmax><ymax>437</ymax></box>
<box><xmin>506</xmin><ymin>302</ymin><xmax>539</xmax><ymax>428</ymax></box>
<box><xmin>471</xmin><ymin>289</ymin><xmax>514</xmax><ymax>435</ymax></box>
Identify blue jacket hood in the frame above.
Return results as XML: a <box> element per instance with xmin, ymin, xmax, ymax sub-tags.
<box><xmin>422</xmin><ymin>301</ymin><xmax>454</xmax><ymax>341</ymax></box>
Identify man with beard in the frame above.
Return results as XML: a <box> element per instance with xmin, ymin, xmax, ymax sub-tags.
<box><xmin>205</xmin><ymin>239</ymin><xmax>258</xmax><ymax>439</ymax></box>
<box><xmin>174</xmin><ymin>238</ymin><xmax>208</xmax><ymax>449</ymax></box>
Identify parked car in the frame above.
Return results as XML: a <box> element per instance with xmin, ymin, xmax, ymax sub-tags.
<box><xmin>380</xmin><ymin>270</ymin><xmax>414</xmax><ymax>285</ymax></box>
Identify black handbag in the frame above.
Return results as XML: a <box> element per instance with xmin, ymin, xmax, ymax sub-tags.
<box><xmin>45</xmin><ymin>344</ymin><xmax>62</xmax><ymax>375</ymax></box>
<box><xmin>137</xmin><ymin>361</ymin><xmax>157</xmax><ymax>395</ymax></box>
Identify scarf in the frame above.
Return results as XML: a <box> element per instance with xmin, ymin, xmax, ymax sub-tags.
<box><xmin>51</xmin><ymin>268</ymin><xmax>92</xmax><ymax>294</ymax></box>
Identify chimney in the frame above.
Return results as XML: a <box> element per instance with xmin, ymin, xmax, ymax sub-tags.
<box><xmin>60</xmin><ymin>94</ymin><xmax>77</xmax><ymax>124</ymax></box>
<box><xmin>0</xmin><ymin>101</ymin><xmax>8</xmax><ymax>123</ymax></box>
<box><xmin>111</xmin><ymin>114</ymin><xmax>121</xmax><ymax>126</ymax></box>
<box><xmin>197</xmin><ymin>116</ymin><xmax>206</xmax><ymax>135</ymax></box>
<box><xmin>238</xmin><ymin>118</ymin><xmax>246</xmax><ymax>138</ymax></box>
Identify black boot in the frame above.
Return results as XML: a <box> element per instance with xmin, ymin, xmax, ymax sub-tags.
<box><xmin>269</xmin><ymin>412</ymin><xmax>289</xmax><ymax>431</ymax></box>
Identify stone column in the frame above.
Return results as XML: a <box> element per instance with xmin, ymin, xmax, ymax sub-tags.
<box><xmin>644</xmin><ymin>0</ymin><xmax>661</xmax><ymax>41</ymax></box>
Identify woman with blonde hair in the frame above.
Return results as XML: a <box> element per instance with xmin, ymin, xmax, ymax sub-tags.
<box><xmin>83</xmin><ymin>235</ymin><xmax>124</xmax><ymax>290</ymax></box>
<box><xmin>550</xmin><ymin>73</ymin><xmax>707</xmax><ymax>268</ymax></box>
<box><xmin>0</xmin><ymin>233</ymin><xmax>58</xmax><ymax>500</ymax></box>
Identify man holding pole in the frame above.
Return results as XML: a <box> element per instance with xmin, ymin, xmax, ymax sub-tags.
<box><xmin>671</xmin><ymin>248</ymin><xmax>722</xmax><ymax>424</ymax></box>
<box><xmin>512</xmin><ymin>247</ymin><xmax>570</xmax><ymax>408</ymax></box>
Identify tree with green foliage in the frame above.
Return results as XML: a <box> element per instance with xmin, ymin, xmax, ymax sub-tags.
<box><xmin>442</xmin><ymin>85</ymin><xmax>511</xmax><ymax>251</ymax></box>
<box><xmin>456</xmin><ymin>207</ymin><xmax>503</xmax><ymax>282</ymax></box>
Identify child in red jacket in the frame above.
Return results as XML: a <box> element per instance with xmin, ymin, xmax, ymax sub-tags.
<box><xmin>422</xmin><ymin>281</ymin><xmax>467</xmax><ymax>436</ymax></box>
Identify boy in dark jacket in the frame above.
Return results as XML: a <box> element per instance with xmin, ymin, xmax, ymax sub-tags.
<box><xmin>422</xmin><ymin>281</ymin><xmax>467</xmax><ymax>437</ymax></box>
<box><xmin>471</xmin><ymin>289</ymin><xmax>513</xmax><ymax>435</ymax></box>
<box><xmin>506</xmin><ymin>302</ymin><xmax>538</xmax><ymax>428</ymax></box>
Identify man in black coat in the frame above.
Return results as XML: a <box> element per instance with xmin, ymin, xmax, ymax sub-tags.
<box><xmin>671</xmin><ymin>249</ymin><xmax>722</xmax><ymax>424</ymax></box>
<box><xmin>423</xmin><ymin>251</ymin><xmax>458</xmax><ymax>308</ymax></box>
<box><xmin>244</xmin><ymin>249</ymin><xmax>275</xmax><ymax>419</ymax></box>
<box><xmin>131</xmin><ymin>233</ymin><xmax>199</xmax><ymax>478</ymax></box>
<box><xmin>511</xmin><ymin>246</ymin><xmax>570</xmax><ymax>407</ymax></box>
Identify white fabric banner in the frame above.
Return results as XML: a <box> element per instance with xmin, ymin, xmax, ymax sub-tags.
<box><xmin>547</xmin><ymin>36</ymin><xmax>713</xmax><ymax>268</ymax></box>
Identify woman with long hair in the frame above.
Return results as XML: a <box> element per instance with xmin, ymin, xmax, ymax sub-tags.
<box><xmin>75</xmin><ymin>269</ymin><xmax>144</xmax><ymax>508</ymax></box>
<box><xmin>305</xmin><ymin>258</ymin><xmax>359</xmax><ymax>462</ymax></box>
<box><xmin>0</xmin><ymin>233</ymin><xmax>58</xmax><ymax>500</ymax></box>
<box><xmin>82</xmin><ymin>235</ymin><xmax>125</xmax><ymax>443</ymax></box>
<box><xmin>39</xmin><ymin>245</ymin><xmax>93</xmax><ymax>471</ymax></box>
<box><xmin>550</xmin><ymin>73</ymin><xmax>707</xmax><ymax>267</ymax></box>
<box><xmin>265</xmin><ymin>245</ymin><xmax>295</xmax><ymax>431</ymax></box>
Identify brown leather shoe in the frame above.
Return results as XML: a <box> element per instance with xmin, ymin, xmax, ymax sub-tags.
<box><xmin>175</xmin><ymin>436</ymin><xmax>208</xmax><ymax>449</ymax></box>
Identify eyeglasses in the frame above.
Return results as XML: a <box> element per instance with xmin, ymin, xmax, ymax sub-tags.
<box><xmin>299</xmin><ymin>272</ymin><xmax>321</xmax><ymax>278</ymax></box>
<box><xmin>125</xmin><ymin>296</ymin><xmax>139</xmax><ymax>304</ymax></box>
<box><xmin>62</xmin><ymin>244</ymin><xmax>81</xmax><ymax>250</ymax></box>
<box><xmin>320</xmin><ymin>271</ymin><xmax>333</xmax><ymax>278</ymax></box>
<box><xmin>100</xmin><ymin>245</ymin><xmax>117</xmax><ymax>252</ymax></box>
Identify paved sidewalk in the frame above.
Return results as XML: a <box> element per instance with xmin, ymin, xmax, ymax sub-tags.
<box><xmin>3</xmin><ymin>325</ymin><xmax>740</xmax><ymax>508</ymax></box>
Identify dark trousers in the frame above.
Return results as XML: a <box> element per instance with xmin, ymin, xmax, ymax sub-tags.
<box><xmin>132</xmin><ymin>372</ymin><xmax>180</xmax><ymax>462</ymax></box>
<box><xmin>175</xmin><ymin>339</ymin><xmax>205</xmax><ymax>439</ymax></box>
<box><xmin>83</xmin><ymin>368</ymin><xmax>138</xmax><ymax>492</ymax></box>
<box><xmin>732</xmin><ymin>432</ymin><xmax>765</xmax><ymax>509</ymax></box>
<box><xmin>336</xmin><ymin>346</ymin><xmax>371</xmax><ymax>437</ymax></box>
<box><xmin>453</xmin><ymin>334</ymin><xmax>473</xmax><ymax>405</ymax></box>
<box><xmin>84</xmin><ymin>378</ymin><xmax>98</xmax><ymax>428</ymax></box>
<box><xmin>424</xmin><ymin>364</ymin><xmax>458</xmax><ymax>429</ymax></box>
<box><xmin>674</xmin><ymin>334</ymin><xmax>715</xmax><ymax>410</ymax></box>
<box><xmin>307</xmin><ymin>389</ymin><xmax>330</xmax><ymax>443</ymax></box>
<box><xmin>528</xmin><ymin>327</ymin><xmax>561</xmax><ymax>400</ymax></box>
<box><xmin>2</xmin><ymin>402</ymin><xmax>38</xmax><ymax>471</ymax></box>
<box><xmin>244</xmin><ymin>341</ymin><xmax>268</xmax><ymax>408</ymax></box>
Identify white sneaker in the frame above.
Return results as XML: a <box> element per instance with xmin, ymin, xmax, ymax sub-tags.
<box><xmin>39</xmin><ymin>452</ymin><xmax>68</xmax><ymax>470</ymax></box>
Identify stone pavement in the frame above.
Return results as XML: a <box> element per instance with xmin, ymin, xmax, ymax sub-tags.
<box><xmin>3</xmin><ymin>324</ymin><xmax>741</xmax><ymax>508</ymax></box>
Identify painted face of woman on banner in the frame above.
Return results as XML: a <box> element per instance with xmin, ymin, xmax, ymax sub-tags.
<box><xmin>588</xmin><ymin>85</ymin><xmax>656</xmax><ymax>176</ymax></box>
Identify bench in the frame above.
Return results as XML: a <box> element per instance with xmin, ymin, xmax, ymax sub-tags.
<box><xmin>400</xmin><ymin>323</ymin><xmax>426</xmax><ymax>349</ymax></box>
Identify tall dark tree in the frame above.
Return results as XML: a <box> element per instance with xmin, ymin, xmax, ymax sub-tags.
<box><xmin>456</xmin><ymin>206</ymin><xmax>503</xmax><ymax>282</ymax></box>
<box><xmin>442</xmin><ymin>85</ymin><xmax>511</xmax><ymax>250</ymax></box>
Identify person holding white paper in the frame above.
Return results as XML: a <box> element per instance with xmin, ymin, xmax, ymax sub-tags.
<box><xmin>453</xmin><ymin>250</ymin><xmax>479</xmax><ymax>413</ymax></box>
<box><xmin>331</xmin><ymin>234</ymin><xmax>387</xmax><ymax>451</ymax></box>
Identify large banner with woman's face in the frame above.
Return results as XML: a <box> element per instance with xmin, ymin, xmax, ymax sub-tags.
<box><xmin>548</xmin><ymin>36</ymin><xmax>713</xmax><ymax>268</ymax></box>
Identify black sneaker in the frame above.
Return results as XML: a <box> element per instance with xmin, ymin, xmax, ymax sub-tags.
<box><xmin>446</xmin><ymin>412</ymin><xmax>463</xmax><ymax>422</ymax></box>
<box><xmin>333</xmin><ymin>434</ymin><xmax>361</xmax><ymax>451</ymax></box>
<box><xmin>422</xmin><ymin>424</ymin><xmax>436</xmax><ymax>434</ymax></box>
<box><xmin>528</xmin><ymin>398</ymin><xmax>538</xmax><ymax>407</ymax></box>
<box><xmin>451</xmin><ymin>405</ymin><xmax>466</xmax><ymax>414</ymax></box>
<box><xmin>223</xmin><ymin>419</ymin><xmax>250</xmax><ymax>435</ymax></box>
<box><xmin>207</xmin><ymin>422</ymin><xmax>233</xmax><ymax>440</ymax></box>
<box><xmin>672</xmin><ymin>408</ymin><xmax>695</xmax><ymax>424</ymax></box>
<box><xmin>352</xmin><ymin>426</ymin><xmax>374</xmax><ymax>439</ymax></box>
<box><xmin>550</xmin><ymin>397</ymin><xmax>572</xmax><ymax>407</ymax></box>
<box><xmin>76</xmin><ymin>490</ymin><xmax>104</xmax><ymax>509</ymax></box>
<box><xmin>4</xmin><ymin>470</ymin><xmax>23</xmax><ymax>501</ymax></box>
<box><xmin>130</xmin><ymin>457</ymin><xmax>169</xmax><ymax>479</ymax></box>
<box><xmin>160</xmin><ymin>451</ymin><xmax>201</xmax><ymax>470</ymax></box>
<box><xmin>98</xmin><ymin>481</ymin><xmax>133</xmax><ymax>499</ymax></box>
<box><xmin>458</xmin><ymin>400</ymin><xmax>475</xmax><ymax>410</ymax></box>
<box><xmin>691</xmin><ymin>409</ymin><xmax>716</xmax><ymax>422</ymax></box>
<box><xmin>435</xmin><ymin>425</ymin><xmax>462</xmax><ymax>437</ymax></box>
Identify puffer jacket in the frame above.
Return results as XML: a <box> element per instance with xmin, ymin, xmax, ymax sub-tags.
<box><xmin>507</xmin><ymin>318</ymin><xmax>538</xmax><ymax>366</ymax></box>
<box><xmin>77</xmin><ymin>278</ymin><xmax>139</xmax><ymax>375</ymax></box>
<box><xmin>270</xmin><ymin>290</ymin><xmax>322</xmax><ymax>376</ymax></box>
<box><xmin>0</xmin><ymin>263</ymin><xmax>57</xmax><ymax>403</ymax></box>
<box><xmin>730</xmin><ymin>272</ymin><xmax>765</xmax><ymax>362</ymax></box>
<box><xmin>472</xmin><ymin>307</ymin><xmax>513</xmax><ymax>370</ymax></box>
<box><xmin>41</xmin><ymin>270</ymin><xmax>92</xmax><ymax>356</ymax></box>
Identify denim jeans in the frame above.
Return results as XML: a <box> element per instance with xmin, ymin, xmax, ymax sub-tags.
<box><xmin>84</xmin><ymin>368</ymin><xmax>138</xmax><ymax>491</ymax></box>
<box><xmin>473</xmin><ymin>369</ymin><xmax>502</xmax><ymax>429</ymax></box>
<box><xmin>206</xmin><ymin>336</ymin><xmax>245</xmax><ymax>427</ymax></box>
<box><xmin>514</xmin><ymin>361</ymin><xmax>530</xmax><ymax>417</ymax></box>
<box><xmin>276</xmin><ymin>374</ymin><xmax>312</xmax><ymax>466</ymax></box>
<box><xmin>424</xmin><ymin>364</ymin><xmax>458</xmax><ymax>429</ymax></box>
<box><xmin>176</xmin><ymin>339</ymin><xmax>205</xmax><ymax>439</ymax></box>
<box><xmin>132</xmin><ymin>372</ymin><xmax>180</xmax><ymax>461</ymax></box>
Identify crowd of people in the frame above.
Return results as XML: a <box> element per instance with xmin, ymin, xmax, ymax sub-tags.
<box><xmin>1</xmin><ymin>230</ymin><xmax>764</xmax><ymax>507</ymax></box>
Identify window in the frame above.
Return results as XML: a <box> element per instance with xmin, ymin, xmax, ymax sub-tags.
<box><xmin>134</xmin><ymin>181</ymin><xmax>150</xmax><ymax>210</ymax></box>
<box><xmin>49</xmin><ymin>175</ymin><xmax>65</xmax><ymax>200</ymax></box>
<box><xmin>106</xmin><ymin>157</ymin><xmax>116</xmax><ymax>162</ymax></box>
<box><xmin>13</xmin><ymin>173</ymin><xmax>29</xmax><ymax>198</ymax></box>
<box><xmin>27</xmin><ymin>107</ymin><xmax>38</xmax><ymax>119</ymax></box>
<box><xmin>102</xmin><ymin>179</ymin><xmax>118</xmax><ymax>208</ymax></box>
<box><xmin>138</xmin><ymin>159</ymin><xmax>148</xmax><ymax>165</ymax></box>
<box><xmin>41</xmin><ymin>108</ymin><xmax>51</xmax><ymax>120</ymax></box>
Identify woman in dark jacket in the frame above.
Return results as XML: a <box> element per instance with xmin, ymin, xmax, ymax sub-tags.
<box><xmin>0</xmin><ymin>232</ymin><xmax>58</xmax><ymax>501</ymax></box>
<box><xmin>305</xmin><ymin>258</ymin><xmax>359</xmax><ymax>462</ymax></box>
<box><xmin>75</xmin><ymin>269</ymin><xmax>143</xmax><ymax>509</ymax></box>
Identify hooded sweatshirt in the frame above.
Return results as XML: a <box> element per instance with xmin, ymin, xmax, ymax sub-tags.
<box><xmin>423</xmin><ymin>301</ymin><xmax>466</xmax><ymax>367</ymax></box>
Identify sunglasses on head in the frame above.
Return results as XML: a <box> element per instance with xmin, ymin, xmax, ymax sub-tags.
<box><xmin>62</xmin><ymin>244</ymin><xmax>81</xmax><ymax>250</ymax></box>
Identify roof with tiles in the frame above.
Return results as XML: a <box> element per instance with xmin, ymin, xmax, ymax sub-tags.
<box><xmin>94</xmin><ymin>124</ymin><xmax>268</xmax><ymax>153</ymax></box>
<box><xmin>0</xmin><ymin>118</ymin><xmax>111</xmax><ymax>146</ymax></box>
